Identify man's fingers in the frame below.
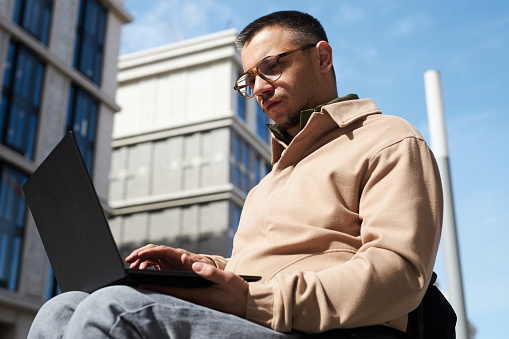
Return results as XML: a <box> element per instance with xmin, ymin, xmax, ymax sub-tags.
<box><xmin>138</xmin><ymin>246</ymin><xmax>182</xmax><ymax>261</ymax></box>
<box><xmin>139</xmin><ymin>260</ymin><xmax>152</xmax><ymax>269</ymax></box>
<box><xmin>125</xmin><ymin>244</ymin><xmax>157</xmax><ymax>262</ymax></box>
<box><xmin>129</xmin><ymin>258</ymin><xmax>141</xmax><ymax>268</ymax></box>
<box><xmin>125</xmin><ymin>245</ymin><xmax>212</xmax><ymax>272</ymax></box>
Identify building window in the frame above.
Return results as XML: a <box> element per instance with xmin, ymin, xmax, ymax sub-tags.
<box><xmin>256</xmin><ymin>105</ymin><xmax>270</xmax><ymax>143</ymax></box>
<box><xmin>236</xmin><ymin>70</ymin><xmax>246</xmax><ymax>121</ymax></box>
<box><xmin>232</xmin><ymin>133</ymin><xmax>257</xmax><ymax>194</ymax></box>
<box><xmin>73</xmin><ymin>0</ymin><xmax>107</xmax><ymax>85</ymax></box>
<box><xmin>233</xmin><ymin>135</ymin><xmax>242</xmax><ymax>189</ymax></box>
<box><xmin>0</xmin><ymin>164</ymin><xmax>27</xmax><ymax>291</ymax></box>
<box><xmin>254</xmin><ymin>156</ymin><xmax>272</xmax><ymax>187</ymax></box>
<box><xmin>13</xmin><ymin>0</ymin><xmax>53</xmax><ymax>46</ymax></box>
<box><xmin>237</xmin><ymin>92</ymin><xmax>246</xmax><ymax>121</ymax></box>
<box><xmin>1</xmin><ymin>42</ymin><xmax>44</xmax><ymax>160</ymax></box>
<box><xmin>242</xmin><ymin>142</ymin><xmax>250</xmax><ymax>191</ymax></box>
<box><xmin>66</xmin><ymin>85</ymin><xmax>98</xmax><ymax>173</ymax></box>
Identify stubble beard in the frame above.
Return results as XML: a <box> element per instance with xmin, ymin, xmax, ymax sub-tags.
<box><xmin>275</xmin><ymin>110</ymin><xmax>300</xmax><ymax>132</ymax></box>
<box><xmin>261</xmin><ymin>94</ymin><xmax>301</xmax><ymax>132</ymax></box>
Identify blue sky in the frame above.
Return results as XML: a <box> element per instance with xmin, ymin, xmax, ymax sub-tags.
<box><xmin>120</xmin><ymin>1</ymin><xmax>509</xmax><ymax>337</ymax></box>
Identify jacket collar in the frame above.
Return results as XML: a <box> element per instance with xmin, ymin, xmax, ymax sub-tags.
<box><xmin>269</xmin><ymin>96</ymin><xmax>382</xmax><ymax>165</ymax></box>
<box><xmin>267</xmin><ymin>94</ymin><xmax>360</xmax><ymax>145</ymax></box>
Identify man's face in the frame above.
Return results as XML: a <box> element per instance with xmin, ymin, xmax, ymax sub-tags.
<box><xmin>241</xmin><ymin>27</ymin><xmax>321</xmax><ymax>133</ymax></box>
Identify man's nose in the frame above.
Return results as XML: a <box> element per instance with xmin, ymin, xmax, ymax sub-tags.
<box><xmin>252</xmin><ymin>75</ymin><xmax>273</xmax><ymax>97</ymax></box>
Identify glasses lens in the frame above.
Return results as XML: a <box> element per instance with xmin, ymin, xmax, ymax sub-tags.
<box><xmin>236</xmin><ymin>75</ymin><xmax>254</xmax><ymax>98</ymax></box>
<box><xmin>258</xmin><ymin>56</ymin><xmax>281</xmax><ymax>81</ymax></box>
<box><xmin>234</xmin><ymin>56</ymin><xmax>282</xmax><ymax>99</ymax></box>
<box><xmin>241</xmin><ymin>85</ymin><xmax>253</xmax><ymax>98</ymax></box>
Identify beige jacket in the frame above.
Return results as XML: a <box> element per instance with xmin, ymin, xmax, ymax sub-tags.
<box><xmin>209</xmin><ymin>98</ymin><xmax>443</xmax><ymax>334</ymax></box>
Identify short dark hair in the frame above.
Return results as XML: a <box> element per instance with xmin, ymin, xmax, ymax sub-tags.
<box><xmin>236</xmin><ymin>11</ymin><xmax>329</xmax><ymax>52</ymax></box>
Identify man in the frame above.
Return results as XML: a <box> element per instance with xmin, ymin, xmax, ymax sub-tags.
<box><xmin>28</xmin><ymin>11</ymin><xmax>442</xmax><ymax>338</ymax></box>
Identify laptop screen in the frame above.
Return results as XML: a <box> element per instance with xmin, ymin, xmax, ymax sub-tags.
<box><xmin>23</xmin><ymin>132</ymin><xmax>126</xmax><ymax>293</ymax></box>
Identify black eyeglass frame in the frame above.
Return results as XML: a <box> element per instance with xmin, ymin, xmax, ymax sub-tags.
<box><xmin>233</xmin><ymin>44</ymin><xmax>315</xmax><ymax>99</ymax></box>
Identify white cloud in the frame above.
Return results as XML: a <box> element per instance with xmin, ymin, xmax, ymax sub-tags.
<box><xmin>120</xmin><ymin>1</ymin><xmax>176</xmax><ymax>54</ymax></box>
<box><xmin>387</xmin><ymin>13</ymin><xmax>433</xmax><ymax>37</ymax></box>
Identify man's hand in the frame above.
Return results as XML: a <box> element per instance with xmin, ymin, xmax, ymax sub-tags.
<box><xmin>141</xmin><ymin>257</ymin><xmax>249</xmax><ymax>318</ymax></box>
<box><xmin>125</xmin><ymin>244</ymin><xmax>214</xmax><ymax>271</ymax></box>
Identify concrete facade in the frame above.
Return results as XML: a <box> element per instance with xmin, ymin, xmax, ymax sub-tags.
<box><xmin>0</xmin><ymin>1</ymin><xmax>131</xmax><ymax>338</ymax></box>
<box><xmin>110</xmin><ymin>30</ymin><xmax>272</xmax><ymax>259</ymax></box>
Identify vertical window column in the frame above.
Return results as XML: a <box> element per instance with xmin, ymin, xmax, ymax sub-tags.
<box><xmin>236</xmin><ymin>71</ymin><xmax>246</xmax><ymax>121</ymax></box>
<box><xmin>237</xmin><ymin>92</ymin><xmax>246</xmax><ymax>121</ymax></box>
<box><xmin>73</xmin><ymin>0</ymin><xmax>107</xmax><ymax>85</ymax></box>
<box><xmin>232</xmin><ymin>133</ymin><xmax>258</xmax><ymax>194</ymax></box>
<box><xmin>66</xmin><ymin>86</ymin><xmax>98</xmax><ymax>174</ymax></box>
<box><xmin>13</xmin><ymin>0</ymin><xmax>53</xmax><ymax>45</ymax></box>
<box><xmin>0</xmin><ymin>165</ymin><xmax>27</xmax><ymax>291</ymax></box>
<box><xmin>256</xmin><ymin>105</ymin><xmax>270</xmax><ymax>143</ymax></box>
<box><xmin>242</xmin><ymin>142</ymin><xmax>251</xmax><ymax>192</ymax></box>
<box><xmin>0</xmin><ymin>42</ymin><xmax>45</xmax><ymax>160</ymax></box>
<box><xmin>233</xmin><ymin>135</ymin><xmax>242</xmax><ymax>190</ymax></box>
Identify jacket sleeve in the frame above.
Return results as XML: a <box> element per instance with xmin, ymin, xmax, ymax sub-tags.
<box><xmin>245</xmin><ymin>136</ymin><xmax>443</xmax><ymax>333</ymax></box>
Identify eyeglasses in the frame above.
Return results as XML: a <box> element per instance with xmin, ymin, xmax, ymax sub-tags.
<box><xmin>233</xmin><ymin>44</ymin><xmax>315</xmax><ymax>99</ymax></box>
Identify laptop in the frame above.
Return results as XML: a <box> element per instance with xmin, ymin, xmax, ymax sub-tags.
<box><xmin>23</xmin><ymin>131</ymin><xmax>259</xmax><ymax>293</ymax></box>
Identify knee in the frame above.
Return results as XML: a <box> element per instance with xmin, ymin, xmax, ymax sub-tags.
<box><xmin>74</xmin><ymin>285</ymin><xmax>141</xmax><ymax>312</ymax></box>
<box><xmin>28</xmin><ymin>291</ymin><xmax>88</xmax><ymax>339</ymax></box>
<box><xmin>86</xmin><ymin>285</ymin><xmax>140</xmax><ymax>303</ymax></box>
<box><xmin>39</xmin><ymin>291</ymin><xmax>89</xmax><ymax>315</ymax></box>
<box><xmin>62</xmin><ymin>286</ymin><xmax>150</xmax><ymax>336</ymax></box>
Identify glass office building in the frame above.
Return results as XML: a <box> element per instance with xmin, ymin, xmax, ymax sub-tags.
<box><xmin>0</xmin><ymin>1</ymin><xmax>131</xmax><ymax>338</ymax></box>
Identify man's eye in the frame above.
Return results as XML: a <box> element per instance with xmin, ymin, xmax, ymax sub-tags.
<box><xmin>260</xmin><ymin>59</ymin><xmax>279</xmax><ymax>76</ymax></box>
<box><xmin>268</xmin><ymin>61</ymin><xmax>279</xmax><ymax>71</ymax></box>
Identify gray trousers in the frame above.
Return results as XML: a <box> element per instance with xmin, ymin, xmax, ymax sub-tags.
<box><xmin>27</xmin><ymin>285</ymin><xmax>304</xmax><ymax>339</ymax></box>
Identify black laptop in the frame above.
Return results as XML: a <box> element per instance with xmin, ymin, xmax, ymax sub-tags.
<box><xmin>23</xmin><ymin>131</ymin><xmax>259</xmax><ymax>293</ymax></box>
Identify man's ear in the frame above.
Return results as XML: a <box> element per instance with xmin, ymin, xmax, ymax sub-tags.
<box><xmin>316</xmin><ymin>41</ymin><xmax>333</xmax><ymax>74</ymax></box>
